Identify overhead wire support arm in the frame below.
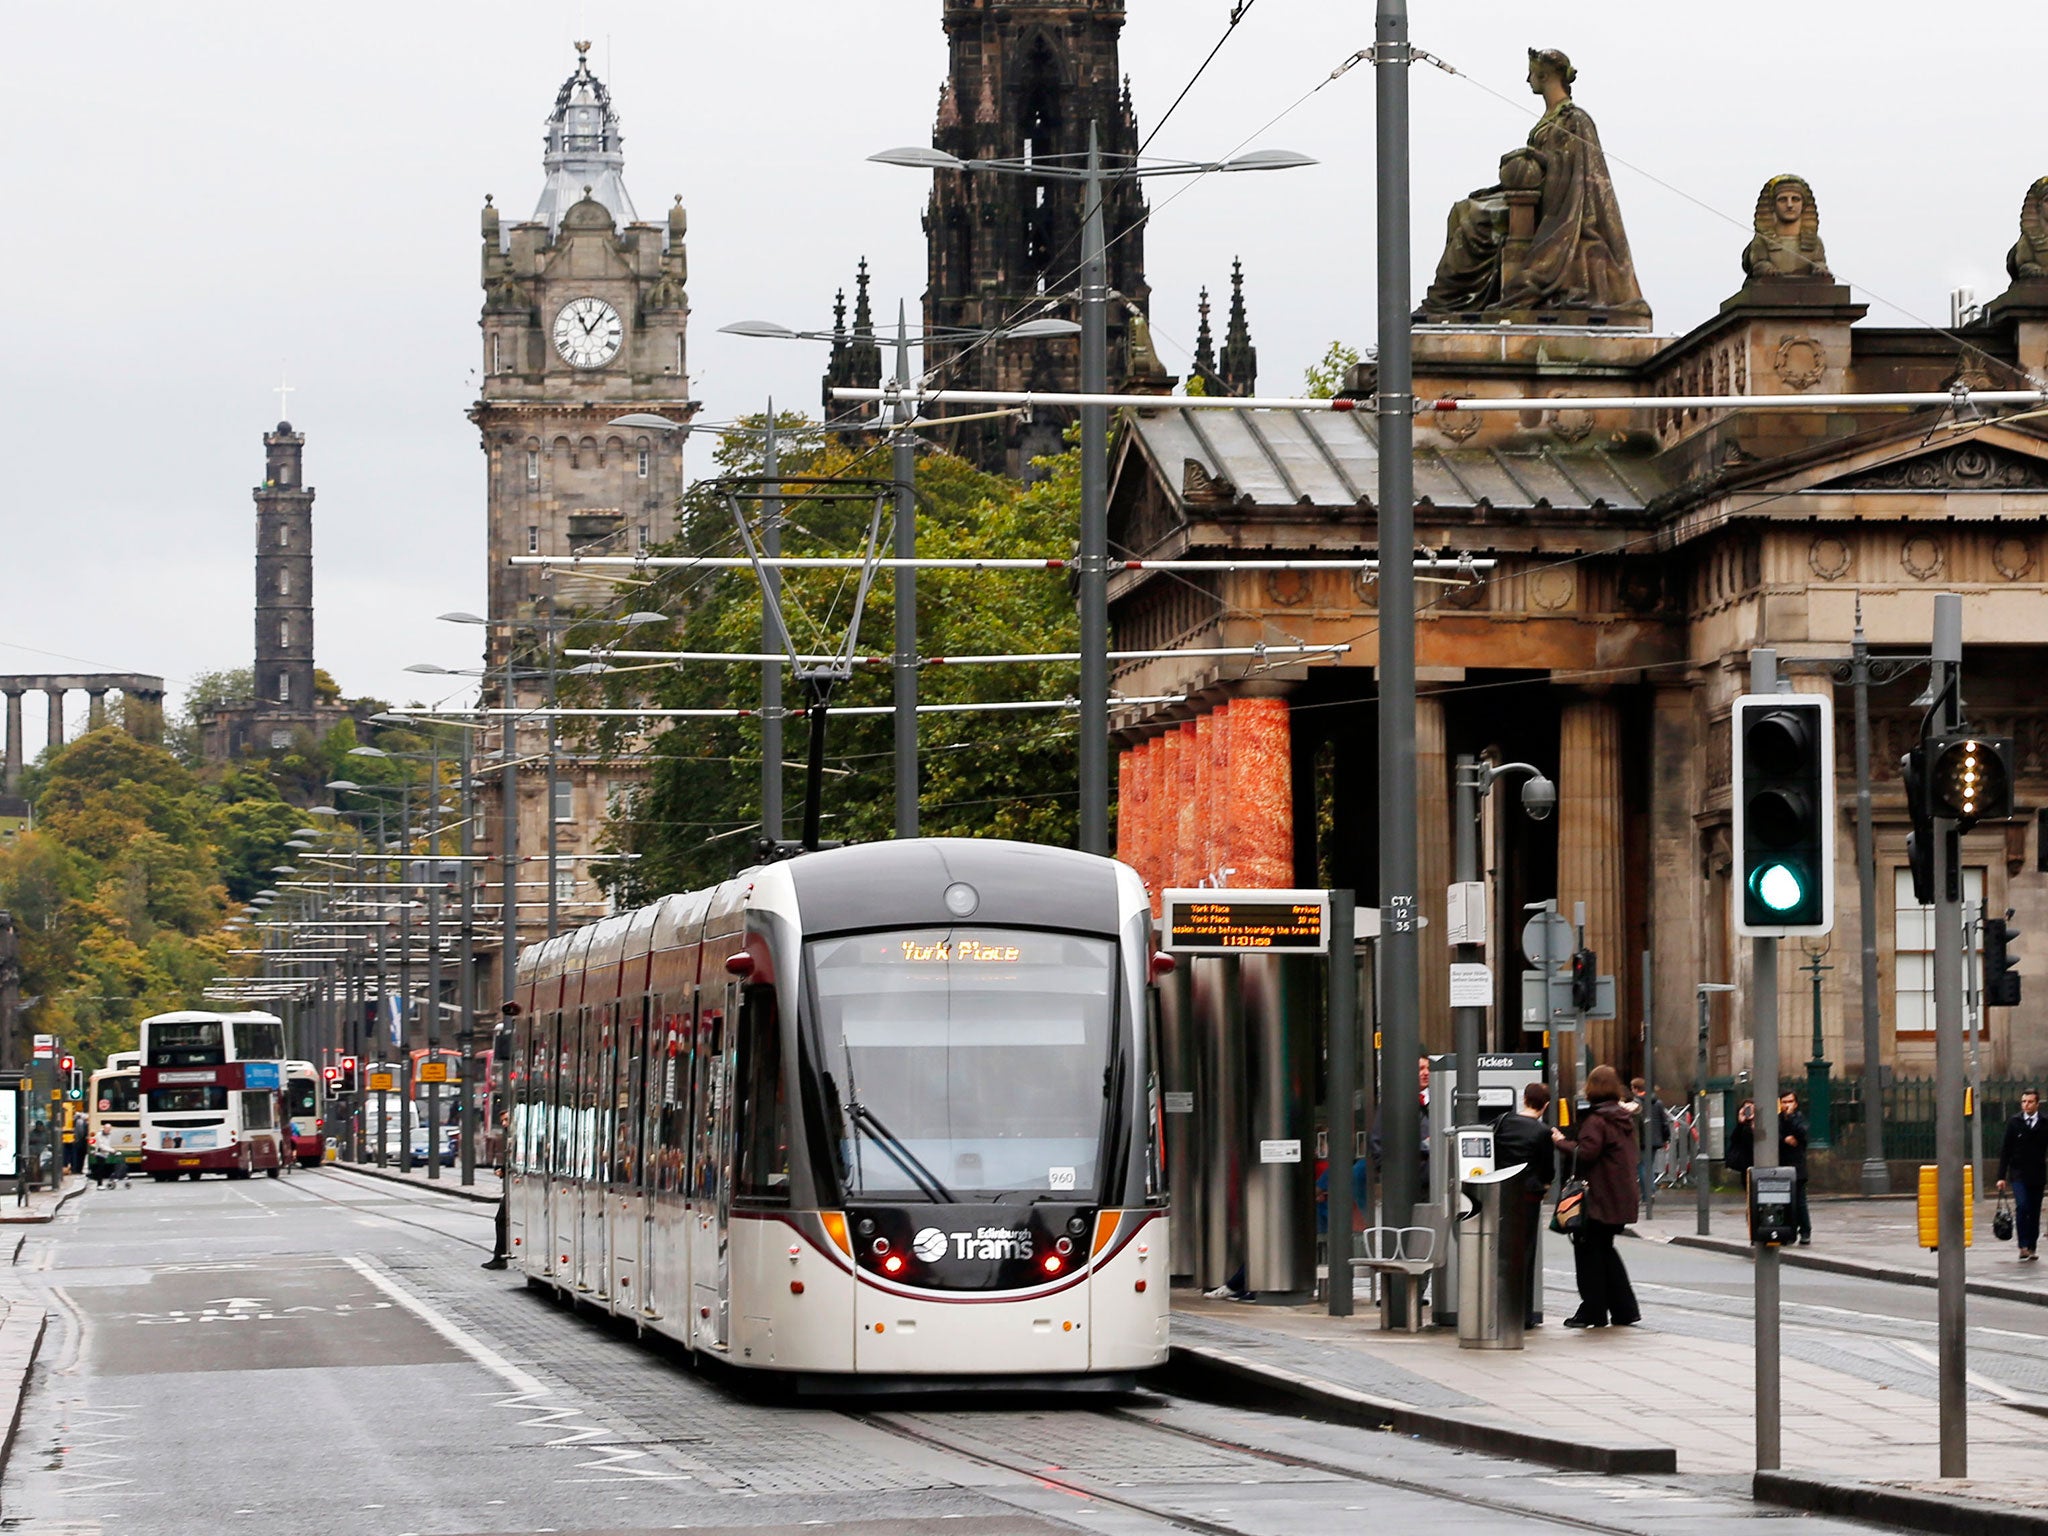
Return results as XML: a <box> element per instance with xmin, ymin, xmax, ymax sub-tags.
<box><xmin>830</xmin><ymin>384</ymin><xmax>2048</xmax><ymax>415</ymax></box>
<box><xmin>513</xmin><ymin>555</ymin><xmax>1490</xmax><ymax>572</ymax></box>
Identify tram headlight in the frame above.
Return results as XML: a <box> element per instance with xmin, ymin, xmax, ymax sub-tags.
<box><xmin>882</xmin><ymin>1253</ymin><xmax>906</xmax><ymax>1276</ymax></box>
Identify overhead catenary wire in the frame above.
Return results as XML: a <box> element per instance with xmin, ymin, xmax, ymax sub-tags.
<box><xmin>564</xmin><ymin>643</ymin><xmax>1351</xmax><ymax>666</ymax></box>
<box><xmin>513</xmin><ymin>554</ymin><xmax>1489</xmax><ymax>571</ymax></box>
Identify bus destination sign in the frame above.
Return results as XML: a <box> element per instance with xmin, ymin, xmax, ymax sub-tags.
<box><xmin>1161</xmin><ymin>889</ymin><xmax>1331</xmax><ymax>956</ymax></box>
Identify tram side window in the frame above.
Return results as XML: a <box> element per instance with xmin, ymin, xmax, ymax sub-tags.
<box><xmin>733</xmin><ymin>987</ymin><xmax>789</xmax><ymax>1203</ymax></box>
<box><xmin>654</xmin><ymin>1010</ymin><xmax>687</xmax><ymax>1195</ymax></box>
<box><xmin>614</xmin><ymin>999</ymin><xmax>647</xmax><ymax>1186</ymax></box>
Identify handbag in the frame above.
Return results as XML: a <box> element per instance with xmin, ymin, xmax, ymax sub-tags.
<box><xmin>1550</xmin><ymin>1152</ymin><xmax>1587</xmax><ymax>1235</ymax></box>
<box><xmin>1994</xmin><ymin>1192</ymin><xmax>2015</xmax><ymax>1243</ymax></box>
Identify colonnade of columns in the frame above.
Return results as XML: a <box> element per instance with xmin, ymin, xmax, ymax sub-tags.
<box><xmin>0</xmin><ymin>674</ymin><xmax>166</xmax><ymax>792</ymax></box>
<box><xmin>1115</xmin><ymin>694</ymin><xmax>1294</xmax><ymax>907</ymax></box>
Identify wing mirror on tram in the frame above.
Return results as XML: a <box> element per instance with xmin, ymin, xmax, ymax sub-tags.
<box><xmin>725</xmin><ymin>952</ymin><xmax>756</xmax><ymax>978</ymax></box>
<box><xmin>1149</xmin><ymin>952</ymin><xmax>1178</xmax><ymax>983</ymax></box>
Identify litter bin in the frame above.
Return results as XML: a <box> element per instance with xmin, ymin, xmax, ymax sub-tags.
<box><xmin>1456</xmin><ymin>1152</ymin><xmax>1530</xmax><ymax>1351</ymax></box>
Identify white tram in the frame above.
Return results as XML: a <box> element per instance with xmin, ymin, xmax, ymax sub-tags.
<box><xmin>509</xmin><ymin>838</ymin><xmax>1170</xmax><ymax>1389</ymax></box>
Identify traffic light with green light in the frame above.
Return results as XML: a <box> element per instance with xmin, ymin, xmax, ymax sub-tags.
<box><xmin>1732</xmin><ymin>693</ymin><xmax>1835</xmax><ymax>936</ymax></box>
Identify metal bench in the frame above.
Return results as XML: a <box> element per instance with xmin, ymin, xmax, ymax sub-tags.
<box><xmin>1353</xmin><ymin>1221</ymin><xmax>1439</xmax><ymax>1332</ymax></box>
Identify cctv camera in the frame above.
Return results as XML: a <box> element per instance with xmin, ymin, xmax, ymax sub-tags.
<box><xmin>1521</xmin><ymin>774</ymin><xmax>1557</xmax><ymax>821</ymax></box>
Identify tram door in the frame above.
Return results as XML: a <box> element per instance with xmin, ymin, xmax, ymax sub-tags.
<box><xmin>583</xmin><ymin>1003</ymin><xmax>616</xmax><ymax>1301</ymax></box>
<box><xmin>689</xmin><ymin>981</ymin><xmax>733</xmax><ymax>1351</ymax></box>
<box><xmin>554</xmin><ymin>1010</ymin><xmax>582</xmax><ymax>1283</ymax></box>
<box><xmin>611</xmin><ymin>996</ymin><xmax>647</xmax><ymax>1310</ymax></box>
<box><xmin>643</xmin><ymin>987</ymin><xmax>693</xmax><ymax>1324</ymax></box>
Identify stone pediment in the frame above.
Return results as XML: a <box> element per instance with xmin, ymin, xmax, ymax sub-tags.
<box><xmin>1816</xmin><ymin>439</ymin><xmax>2048</xmax><ymax>493</ymax></box>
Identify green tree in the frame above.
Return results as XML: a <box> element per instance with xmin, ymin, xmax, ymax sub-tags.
<box><xmin>586</xmin><ymin>423</ymin><xmax>1083</xmax><ymax>902</ymax></box>
<box><xmin>1304</xmin><ymin>341</ymin><xmax>1363</xmax><ymax>400</ymax></box>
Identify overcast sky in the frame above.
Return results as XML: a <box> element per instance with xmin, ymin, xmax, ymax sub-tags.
<box><xmin>5</xmin><ymin>1</ymin><xmax>2042</xmax><ymax>748</ymax></box>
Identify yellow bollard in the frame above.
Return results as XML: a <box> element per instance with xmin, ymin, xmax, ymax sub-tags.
<box><xmin>1916</xmin><ymin>1163</ymin><xmax>1974</xmax><ymax>1249</ymax></box>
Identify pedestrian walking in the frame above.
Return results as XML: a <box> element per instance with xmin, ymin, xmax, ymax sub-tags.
<box><xmin>482</xmin><ymin>1105</ymin><xmax>511</xmax><ymax>1271</ymax></box>
<box><xmin>1631</xmin><ymin>1077</ymin><xmax>1670</xmax><ymax>1201</ymax></box>
<box><xmin>1778</xmin><ymin>1090</ymin><xmax>1811</xmax><ymax>1244</ymax></box>
<box><xmin>1549</xmin><ymin>1064</ymin><xmax>1640</xmax><ymax>1329</ymax></box>
<box><xmin>1996</xmin><ymin>1088</ymin><xmax>2048</xmax><ymax>1262</ymax></box>
<box><xmin>1726</xmin><ymin>1099</ymin><xmax>1756</xmax><ymax>1184</ymax></box>
<box><xmin>1493</xmin><ymin>1080</ymin><xmax>1556</xmax><ymax>1327</ymax></box>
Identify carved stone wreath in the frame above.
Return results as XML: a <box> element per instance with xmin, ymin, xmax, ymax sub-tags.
<box><xmin>1807</xmin><ymin>535</ymin><xmax>1852</xmax><ymax>581</ymax></box>
<box><xmin>1527</xmin><ymin>564</ymin><xmax>1577</xmax><ymax>612</ymax></box>
<box><xmin>1993</xmin><ymin>536</ymin><xmax>2037</xmax><ymax>581</ymax></box>
<box><xmin>1432</xmin><ymin>409</ymin><xmax>1481</xmax><ymax>443</ymax></box>
<box><xmin>1441</xmin><ymin>574</ymin><xmax>1489</xmax><ymax>610</ymax></box>
<box><xmin>1773</xmin><ymin>333</ymin><xmax>1828</xmax><ymax>391</ymax></box>
<box><xmin>1901</xmin><ymin>534</ymin><xmax>1944</xmax><ymax>581</ymax></box>
<box><xmin>1549</xmin><ymin>394</ymin><xmax>1595</xmax><ymax>444</ymax></box>
<box><xmin>1265</xmin><ymin>569</ymin><xmax>1311</xmax><ymax>607</ymax></box>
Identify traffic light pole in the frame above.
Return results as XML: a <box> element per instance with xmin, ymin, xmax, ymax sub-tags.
<box><xmin>1928</xmin><ymin>592</ymin><xmax>1967</xmax><ymax>1478</ymax></box>
<box><xmin>1750</xmin><ymin>647</ymin><xmax>1782</xmax><ymax>1475</ymax></box>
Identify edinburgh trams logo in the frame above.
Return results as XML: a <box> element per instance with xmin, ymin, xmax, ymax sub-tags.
<box><xmin>912</xmin><ymin>1226</ymin><xmax>1036</xmax><ymax>1261</ymax></box>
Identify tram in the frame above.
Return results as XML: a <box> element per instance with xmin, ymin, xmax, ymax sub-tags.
<box><xmin>285</xmin><ymin>1061</ymin><xmax>325</xmax><ymax>1168</ymax></box>
<box><xmin>138</xmin><ymin>1011</ymin><xmax>289</xmax><ymax>1180</ymax></box>
<box><xmin>87</xmin><ymin>1051</ymin><xmax>144</xmax><ymax>1167</ymax></box>
<box><xmin>510</xmin><ymin>838</ymin><xmax>1169</xmax><ymax>1389</ymax></box>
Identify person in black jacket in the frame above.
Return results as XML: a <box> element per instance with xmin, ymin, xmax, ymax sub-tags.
<box><xmin>1778</xmin><ymin>1091</ymin><xmax>1811</xmax><ymax>1244</ymax></box>
<box><xmin>1996</xmin><ymin>1088</ymin><xmax>2048</xmax><ymax>1261</ymax></box>
<box><xmin>1493</xmin><ymin>1081</ymin><xmax>1556</xmax><ymax>1327</ymax></box>
<box><xmin>1725</xmin><ymin>1099</ymin><xmax>1755</xmax><ymax>1183</ymax></box>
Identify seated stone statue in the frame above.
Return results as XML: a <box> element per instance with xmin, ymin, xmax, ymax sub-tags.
<box><xmin>1418</xmin><ymin>48</ymin><xmax>1650</xmax><ymax>322</ymax></box>
<box><xmin>1743</xmin><ymin>175</ymin><xmax>1831</xmax><ymax>281</ymax></box>
<box><xmin>2010</xmin><ymin>177</ymin><xmax>2048</xmax><ymax>280</ymax></box>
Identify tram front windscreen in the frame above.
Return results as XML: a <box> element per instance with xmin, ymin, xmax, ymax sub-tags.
<box><xmin>808</xmin><ymin>928</ymin><xmax>1116</xmax><ymax>1203</ymax></box>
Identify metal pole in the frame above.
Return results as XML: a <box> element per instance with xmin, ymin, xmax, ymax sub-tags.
<box><xmin>426</xmin><ymin>737</ymin><xmax>442</xmax><ymax>1182</ymax></box>
<box><xmin>1695</xmin><ymin>987</ymin><xmax>1713</xmax><ymax>1236</ymax></box>
<box><xmin>544</xmin><ymin>593</ymin><xmax>559</xmax><ymax>940</ymax></box>
<box><xmin>762</xmin><ymin>404</ymin><xmax>784</xmax><ymax>843</ymax></box>
<box><xmin>1752</xmin><ymin>646</ymin><xmax>1781</xmax><ymax>1475</ymax></box>
<box><xmin>1853</xmin><ymin>612</ymin><xmax>1889</xmax><ymax>1194</ymax></box>
<box><xmin>1451</xmin><ymin>756</ymin><xmax>1481</xmax><ymax>1130</ymax></box>
<box><xmin>500</xmin><ymin>647</ymin><xmax>519</xmax><ymax>1011</ymax></box>
<box><xmin>459</xmin><ymin>723</ymin><xmax>477</xmax><ymax>1186</ymax></box>
<box><xmin>892</xmin><ymin>311</ymin><xmax>919</xmax><ymax>839</ymax></box>
<box><xmin>1966</xmin><ymin>900</ymin><xmax>1986</xmax><ymax>1191</ymax></box>
<box><xmin>1374</xmin><ymin>0</ymin><xmax>1423</xmax><ymax>1302</ymax></box>
<box><xmin>1807</xmin><ymin>949</ymin><xmax>1832</xmax><ymax>1150</ymax></box>
<box><xmin>1327</xmin><ymin>890</ymin><xmax>1358</xmax><ymax>1317</ymax></box>
<box><xmin>399</xmin><ymin>881</ymin><xmax>414</xmax><ymax>1175</ymax></box>
<box><xmin>1929</xmin><ymin>591</ymin><xmax>1967</xmax><ymax>1478</ymax></box>
<box><xmin>1642</xmin><ymin>948</ymin><xmax>1655</xmax><ymax>1217</ymax></box>
<box><xmin>1076</xmin><ymin>122</ymin><xmax>1110</xmax><ymax>857</ymax></box>
<box><xmin>374</xmin><ymin>921</ymin><xmax>389</xmax><ymax>1168</ymax></box>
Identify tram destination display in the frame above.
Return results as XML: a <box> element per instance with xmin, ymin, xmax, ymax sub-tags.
<box><xmin>1161</xmin><ymin>889</ymin><xmax>1331</xmax><ymax>955</ymax></box>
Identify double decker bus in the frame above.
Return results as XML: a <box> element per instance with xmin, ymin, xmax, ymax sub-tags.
<box><xmin>139</xmin><ymin>1011</ymin><xmax>289</xmax><ymax>1181</ymax></box>
<box><xmin>87</xmin><ymin>1050</ymin><xmax>143</xmax><ymax>1167</ymax></box>
<box><xmin>285</xmin><ymin>1061</ymin><xmax>325</xmax><ymax>1168</ymax></box>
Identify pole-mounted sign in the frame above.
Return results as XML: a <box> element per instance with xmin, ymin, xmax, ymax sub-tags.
<box><xmin>1160</xmin><ymin>889</ymin><xmax>1331</xmax><ymax>955</ymax></box>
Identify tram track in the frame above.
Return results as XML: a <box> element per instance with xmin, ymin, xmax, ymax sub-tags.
<box><xmin>286</xmin><ymin>1166</ymin><xmax>497</xmax><ymax>1254</ymax></box>
<box><xmin>855</xmin><ymin>1402</ymin><xmax>1651</xmax><ymax>1536</ymax></box>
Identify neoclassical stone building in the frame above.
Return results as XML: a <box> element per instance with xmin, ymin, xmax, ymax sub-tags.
<box><xmin>1108</xmin><ymin>148</ymin><xmax>2048</xmax><ymax>1095</ymax></box>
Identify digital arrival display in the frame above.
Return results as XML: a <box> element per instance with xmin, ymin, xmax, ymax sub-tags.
<box><xmin>1161</xmin><ymin>889</ymin><xmax>1331</xmax><ymax>955</ymax></box>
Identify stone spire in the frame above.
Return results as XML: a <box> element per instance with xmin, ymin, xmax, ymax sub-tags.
<box><xmin>822</xmin><ymin>258</ymin><xmax>884</xmax><ymax>428</ymax></box>
<box><xmin>1192</xmin><ymin>286</ymin><xmax>1217</xmax><ymax>385</ymax></box>
<box><xmin>1220</xmin><ymin>258</ymin><xmax>1257</xmax><ymax>396</ymax></box>
<box><xmin>531</xmin><ymin>40</ymin><xmax>638</xmax><ymax>237</ymax></box>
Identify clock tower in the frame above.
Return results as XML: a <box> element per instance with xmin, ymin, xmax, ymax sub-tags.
<box><xmin>470</xmin><ymin>43</ymin><xmax>696</xmax><ymax>961</ymax></box>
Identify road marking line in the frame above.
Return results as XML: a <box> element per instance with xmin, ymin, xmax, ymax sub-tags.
<box><xmin>338</xmin><ymin>1255</ymin><xmax>543</xmax><ymax>1396</ymax></box>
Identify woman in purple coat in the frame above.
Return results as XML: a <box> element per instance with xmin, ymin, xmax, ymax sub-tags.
<box><xmin>1550</xmin><ymin>1064</ymin><xmax>1641</xmax><ymax>1328</ymax></box>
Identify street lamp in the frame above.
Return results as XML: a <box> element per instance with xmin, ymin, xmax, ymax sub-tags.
<box><xmin>718</xmin><ymin>309</ymin><xmax>1080</xmax><ymax>838</ymax></box>
<box><xmin>871</xmin><ymin>128</ymin><xmax>1313</xmax><ymax>854</ymax></box>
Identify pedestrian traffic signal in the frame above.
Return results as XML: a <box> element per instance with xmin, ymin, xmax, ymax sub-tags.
<box><xmin>1732</xmin><ymin>693</ymin><xmax>1835</xmax><ymax>935</ymax></box>
<box><xmin>1570</xmin><ymin>948</ymin><xmax>1598</xmax><ymax>1011</ymax></box>
<box><xmin>1985</xmin><ymin>911</ymin><xmax>2022</xmax><ymax>1008</ymax></box>
<box><xmin>1925</xmin><ymin>734</ymin><xmax>2014</xmax><ymax>832</ymax></box>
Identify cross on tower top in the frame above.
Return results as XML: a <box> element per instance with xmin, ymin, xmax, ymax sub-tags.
<box><xmin>273</xmin><ymin>366</ymin><xmax>295</xmax><ymax>425</ymax></box>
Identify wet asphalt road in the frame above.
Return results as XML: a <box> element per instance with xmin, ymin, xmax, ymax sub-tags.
<box><xmin>0</xmin><ymin>1168</ymin><xmax>1912</xmax><ymax>1536</ymax></box>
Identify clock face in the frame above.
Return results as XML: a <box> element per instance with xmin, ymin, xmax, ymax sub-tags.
<box><xmin>553</xmin><ymin>296</ymin><xmax>623</xmax><ymax>369</ymax></box>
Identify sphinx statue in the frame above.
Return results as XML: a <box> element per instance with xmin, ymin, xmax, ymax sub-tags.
<box><xmin>1743</xmin><ymin>175</ymin><xmax>1831</xmax><ymax>281</ymax></box>
<box><xmin>1418</xmin><ymin>48</ymin><xmax>1650</xmax><ymax>322</ymax></box>
<box><xmin>2010</xmin><ymin>177</ymin><xmax>2048</xmax><ymax>280</ymax></box>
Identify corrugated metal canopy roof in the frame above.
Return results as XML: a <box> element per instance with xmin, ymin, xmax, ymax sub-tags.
<box><xmin>1125</xmin><ymin>406</ymin><xmax>1664</xmax><ymax>513</ymax></box>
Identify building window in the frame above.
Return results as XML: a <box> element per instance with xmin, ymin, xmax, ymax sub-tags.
<box><xmin>491</xmin><ymin>334</ymin><xmax>502</xmax><ymax>373</ymax></box>
<box><xmin>527</xmin><ymin>525</ymin><xmax>540</xmax><ymax>554</ymax></box>
<box><xmin>637</xmin><ymin>448</ymin><xmax>650</xmax><ymax>479</ymax></box>
<box><xmin>278</xmin><ymin>672</ymin><xmax>291</xmax><ymax>704</ymax></box>
<box><xmin>1894</xmin><ymin>865</ymin><xmax>1985</xmax><ymax>1036</ymax></box>
<box><xmin>637</xmin><ymin>524</ymin><xmax>649</xmax><ymax>553</ymax></box>
<box><xmin>278</xmin><ymin>523</ymin><xmax>289</xmax><ymax>548</ymax></box>
<box><xmin>552</xmin><ymin>780</ymin><xmax>574</xmax><ymax>822</ymax></box>
<box><xmin>279</xmin><ymin>568</ymin><xmax>290</xmax><ymax>596</ymax></box>
<box><xmin>279</xmin><ymin>465</ymin><xmax>292</xmax><ymax>487</ymax></box>
<box><xmin>279</xmin><ymin>616</ymin><xmax>290</xmax><ymax>648</ymax></box>
<box><xmin>555</xmin><ymin>870</ymin><xmax>578</xmax><ymax>907</ymax></box>
<box><xmin>526</xmin><ymin>450</ymin><xmax>540</xmax><ymax>482</ymax></box>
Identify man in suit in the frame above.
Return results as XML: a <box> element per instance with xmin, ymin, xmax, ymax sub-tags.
<box><xmin>1493</xmin><ymin>1081</ymin><xmax>1556</xmax><ymax>1327</ymax></box>
<box><xmin>1997</xmin><ymin>1088</ymin><xmax>2048</xmax><ymax>1262</ymax></box>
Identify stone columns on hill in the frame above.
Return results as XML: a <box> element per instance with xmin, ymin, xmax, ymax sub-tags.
<box><xmin>1558</xmin><ymin>694</ymin><xmax>1628</xmax><ymax>1076</ymax></box>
